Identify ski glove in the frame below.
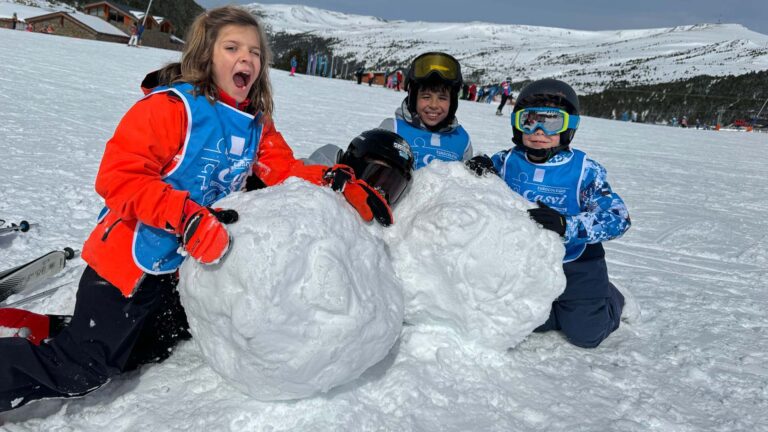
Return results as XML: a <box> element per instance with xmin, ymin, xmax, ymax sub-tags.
<box><xmin>465</xmin><ymin>154</ymin><xmax>497</xmax><ymax>177</ymax></box>
<box><xmin>181</xmin><ymin>200</ymin><xmax>239</xmax><ymax>264</ymax></box>
<box><xmin>324</xmin><ymin>164</ymin><xmax>393</xmax><ymax>226</ymax></box>
<box><xmin>527</xmin><ymin>201</ymin><xmax>567</xmax><ymax>237</ymax></box>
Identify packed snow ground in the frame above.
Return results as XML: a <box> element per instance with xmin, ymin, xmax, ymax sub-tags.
<box><xmin>1</xmin><ymin>30</ymin><xmax>768</xmax><ymax>431</ymax></box>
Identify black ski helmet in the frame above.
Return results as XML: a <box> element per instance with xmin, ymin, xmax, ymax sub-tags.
<box><xmin>405</xmin><ymin>52</ymin><xmax>463</xmax><ymax>130</ymax></box>
<box><xmin>339</xmin><ymin>129</ymin><xmax>415</xmax><ymax>206</ymax></box>
<box><xmin>512</xmin><ymin>78</ymin><xmax>580</xmax><ymax>160</ymax></box>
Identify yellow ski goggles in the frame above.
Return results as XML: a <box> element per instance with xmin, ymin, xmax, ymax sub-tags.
<box><xmin>410</xmin><ymin>52</ymin><xmax>461</xmax><ymax>84</ymax></box>
<box><xmin>513</xmin><ymin>107</ymin><xmax>580</xmax><ymax>135</ymax></box>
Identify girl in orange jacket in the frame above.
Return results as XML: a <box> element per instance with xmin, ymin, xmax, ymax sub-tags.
<box><xmin>0</xmin><ymin>6</ymin><xmax>391</xmax><ymax>412</ymax></box>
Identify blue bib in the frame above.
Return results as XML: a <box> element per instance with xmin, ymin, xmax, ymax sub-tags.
<box><xmin>131</xmin><ymin>83</ymin><xmax>262</xmax><ymax>274</ymax></box>
<box><xmin>395</xmin><ymin>119</ymin><xmax>470</xmax><ymax>169</ymax></box>
<box><xmin>499</xmin><ymin>149</ymin><xmax>587</xmax><ymax>262</ymax></box>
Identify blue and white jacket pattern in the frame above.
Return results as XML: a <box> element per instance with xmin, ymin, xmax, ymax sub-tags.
<box><xmin>491</xmin><ymin>147</ymin><xmax>631</xmax><ymax>262</ymax></box>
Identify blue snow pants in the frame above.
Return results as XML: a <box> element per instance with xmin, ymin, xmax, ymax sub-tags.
<box><xmin>534</xmin><ymin>243</ymin><xmax>624</xmax><ymax>348</ymax></box>
<box><xmin>0</xmin><ymin>266</ymin><xmax>190</xmax><ymax>412</ymax></box>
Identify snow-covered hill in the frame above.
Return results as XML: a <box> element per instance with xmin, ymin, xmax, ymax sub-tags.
<box><xmin>249</xmin><ymin>2</ymin><xmax>768</xmax><ymax>91</ymax></box>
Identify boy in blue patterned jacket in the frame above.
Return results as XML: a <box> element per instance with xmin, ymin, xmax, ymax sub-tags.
<box><xmin>466</xmin><ymin>78</ymin><xmax>631</xmax><ymax>348</ymax></box>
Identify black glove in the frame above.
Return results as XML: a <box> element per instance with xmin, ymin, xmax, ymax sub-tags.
<box><xmin>244</xmin><ymin>175</ymin><xmax>267</xmax><ymax>191</ymax></box>
<box><xmin>465</xmin><ymin>155</ymin><xmax>497</xmax><ymax>176</ymax></box>
<box><xmin>209</xmin><ymin>208</ymin><xmax>239</xmax><ymax>224</ymax></box>
<box><xmin>527</xmin><ymin>201</ymin><xmax>566</xmax><ymax>237</ymax></box>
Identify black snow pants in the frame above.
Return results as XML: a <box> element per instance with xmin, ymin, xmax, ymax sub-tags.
<box><xmin>496</xmin><ymin>94</ymin><xmax>510</xmax><ymax>113</ymax></box>
<box><xmin>534</xmin><ymin>243</ymin><xmax>624</xmax><ymax>348</ymax></box>
<box><xmin>0</xmin><ymin>266</ymin><xmax>190</xmax><ymax>412</ymax></box>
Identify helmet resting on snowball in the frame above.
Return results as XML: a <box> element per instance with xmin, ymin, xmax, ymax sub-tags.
<box><xmin>339</xmin><ymin>129</ymin><xmax>414</xmax><ymax>207</ymax></box>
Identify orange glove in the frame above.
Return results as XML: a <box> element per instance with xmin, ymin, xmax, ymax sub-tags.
<box><xmin>181</xmin><ymin>200</ymin><xmax>238</xmax><ymax>264</ymax></box>
<box><xmin>324</xmin><ymin>165</ymin><xmax>393</xmax><ymax>226</ymax></box>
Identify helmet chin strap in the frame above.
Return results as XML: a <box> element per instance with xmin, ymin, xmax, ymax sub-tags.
<box><xmin>515</xmin><ymin>140</ymin><xmax>569</xmax><ymax>163</ymax></box>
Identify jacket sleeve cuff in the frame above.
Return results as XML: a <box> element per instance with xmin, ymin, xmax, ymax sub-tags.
<box><xmin>166</xmin><ymin>191</ymin><xmax>191</xmax><ymax>233</ymax></box>
<box><xmin>563</xmin><ymin>214</ymin><xmax>581</xmax><ymax>245</ymax></box>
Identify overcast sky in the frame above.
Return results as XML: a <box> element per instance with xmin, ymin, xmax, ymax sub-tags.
<box><xmin>197</xmin><ymin>0</ymin><xmax>768</xmax><ymax>36</ymax></box>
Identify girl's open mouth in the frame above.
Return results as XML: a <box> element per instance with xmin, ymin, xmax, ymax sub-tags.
<box><xmin>233</xmin><ymin>72</ymin><xmax>251</xmax><ymax>89</ymax></box>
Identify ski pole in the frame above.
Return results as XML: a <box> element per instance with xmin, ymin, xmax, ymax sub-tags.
<box><xmin>3</xmin><ymin>281</ymin><xmax>74</xmax><ymax>307</ymax></box>
<box><xmin>0</xmin><ymin>220</ymin><xmax>34</xmax><ymax>236</ymax></box>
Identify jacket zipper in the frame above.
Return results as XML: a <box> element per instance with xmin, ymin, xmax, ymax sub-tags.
<box><xmin>101</xmin><ymin>218</ymin><xmax>122</xmax><ymax>241</ymax></box>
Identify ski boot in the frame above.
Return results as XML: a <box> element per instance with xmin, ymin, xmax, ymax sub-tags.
<box><xmin>0</xmin><ymin>308</ymin><xmax>71</xmax><ymax>345</ymax></box>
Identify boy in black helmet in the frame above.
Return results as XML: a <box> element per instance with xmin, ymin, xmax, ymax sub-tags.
<box><xmin>466</xmin><ymin>78</ymin><xmax>632</xmax><ymax>348</ymax></box>
<box><xmin>379</xmin><ymin>52</ymin><xmax>473</xmax><ymax>169</ymax></box>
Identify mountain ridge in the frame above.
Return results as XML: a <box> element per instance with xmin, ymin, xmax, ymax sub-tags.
<box><xmin>246</xmin><ymin>2</ymin><xmax>768</xmax><ymax>93</ymax></box>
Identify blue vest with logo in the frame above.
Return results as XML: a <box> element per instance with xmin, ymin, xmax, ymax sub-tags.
<box><xmin>123</xmin><ymin>83</ymin><xmax>262</xmax><ymax>274</ymax></box>
<box><xmin>394</xmin><ymin>119</ymin><xmax>470</xmax><ymax>169</ymax></box>
<box><xmin>498</xmin><ymin>148</ymin><xmax>587</xmax><ymax>262</ymax></box>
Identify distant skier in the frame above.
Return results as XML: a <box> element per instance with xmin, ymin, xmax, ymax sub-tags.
<box><xmin>127</xmin><ymin>24</ymin><xmax>139</xmax><ymax>46</ymax></box>
<box><xmin>136</xmin><ymin>23</ymin><xmax>145</xmax><ymax>46</ymax></box>
<box><xmin>290</xmin><ymin>55</ymin><xmax>297</xmax><ymax>76</ymax></box>
<box><xmin>0</xmin><ymin>6</ymin><xmax>392</xmax><ymax>413</ymax></box>
<box><xmin>394</xmin><ymin>69</ymin><xmax>403</xmax><ymax>91</ymax></box>
<box><xmin>476</xmin><ymin>85</ymin><xmax>485</xmax><ymax>102</ymax></box>
<box><xmin>485</xmin><ymin>84</ymin><xmax>499</xmax><ymax>103</ymax></box>
<box><xmin>496</xmin><ymin>76</ymin><xmax>513</xmax><ymax>116</ymax></box>
<box><xmin>468</xmin><ymin>83</ymin><xmax>477</xmax><ymax>101</ymax></box>
<box><xmin>466</xmin><ymin>78</ymin><xmax>632</xmax><ymax>348</ymax></box>
<box><xmin>354</xmin><ymin>66</ymin><xmax>364</xmax><ymax>84</ymax></box>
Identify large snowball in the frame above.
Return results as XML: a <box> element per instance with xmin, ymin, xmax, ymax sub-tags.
<box><xmin>179</xmin><ymin>179</ymin><xmax>404</xmax><ymax>401</ymax></box>
<box><xmin>382</xmin><ymin>162</ymin><xmax>566</xmax><ymax>350</ymax></box>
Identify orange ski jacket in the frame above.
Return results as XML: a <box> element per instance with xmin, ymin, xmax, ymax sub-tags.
<box><xmin>82</xmin><ymin>88</ymin><xmax>327</xmax><ymax>296</ymax></box>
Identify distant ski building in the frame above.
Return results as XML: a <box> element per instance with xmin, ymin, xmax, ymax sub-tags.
<box><xmin>25</xmin><ymin>11</ymin><xmax>130</xmax><ymax>44</ymax></box>
<box><xmin>0</xmin><ymin>1</ymin><xmax>182</xmax><ymax>50</ymax></box>
<box><xmin>82</xmin><ymin>1</ymin><xmax>181</xmax><ymax>49</ymax></box>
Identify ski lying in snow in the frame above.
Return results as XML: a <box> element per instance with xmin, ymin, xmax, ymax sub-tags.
<box><xmin>0</xmin><ymin>220</ymin><xmax>33</xmax><ymax>236</ymax></box>
<box><xmin>0</xmin><ymin>248</ymin><xmax>76</xmax><ymax>304</ymax></box>
<box><xmin>2</xmin><ymin>282</ymin><xmax>72</xmax><ymax>308</ymax></box>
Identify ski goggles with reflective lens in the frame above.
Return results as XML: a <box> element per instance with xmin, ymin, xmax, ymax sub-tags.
<box><xmin>359</xmin><ymin>158</ymin><xmax>410</xmax><ymax>206</ymax></box>
<box><xmin>513</xmin><ymin>107</ymin><xmax>580</xmax><ymax>135</ymax></box>
<box><xmin>410</xmin><ymin>52</ymin><xmax>461</xmax><ymax>84</ymax></box>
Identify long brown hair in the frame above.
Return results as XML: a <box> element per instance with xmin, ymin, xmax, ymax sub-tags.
<box><xmin>157</xmin><ymin>6</ymin><xmax>274</xmax><ymax>118</ymax></box>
